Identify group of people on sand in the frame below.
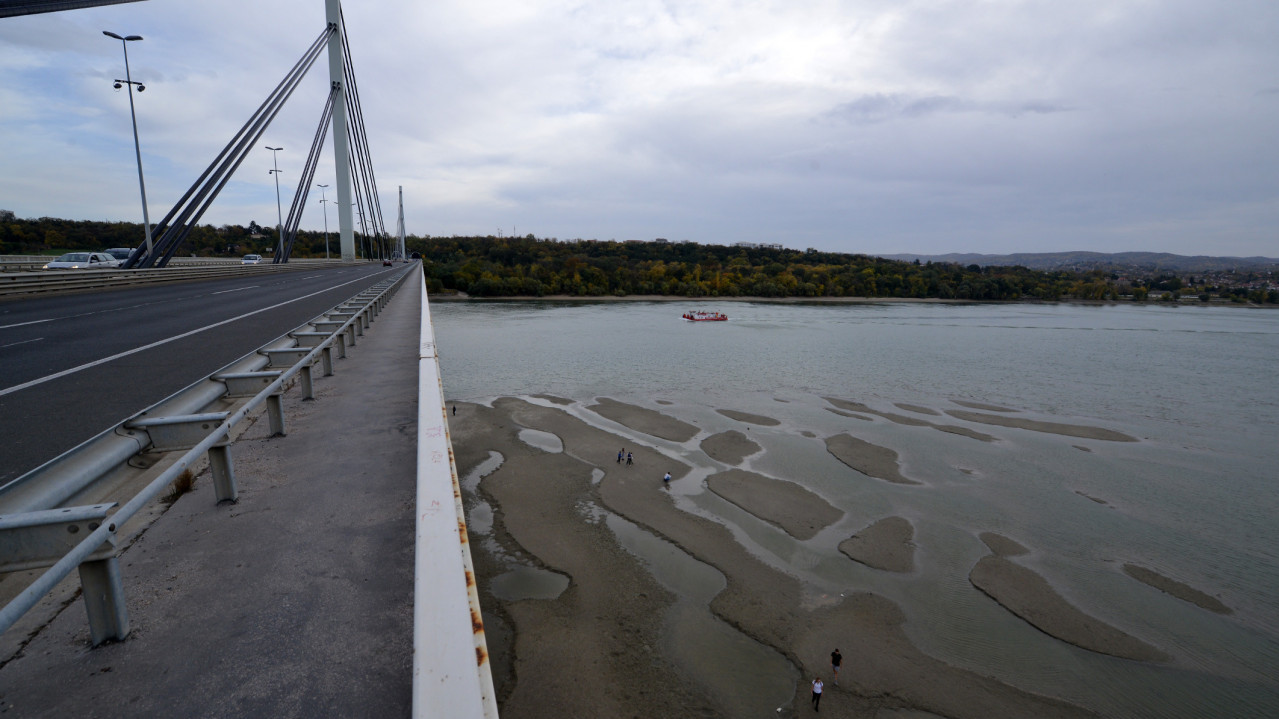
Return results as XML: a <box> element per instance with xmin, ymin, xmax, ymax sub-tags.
<box><xmin>810</xmin><ymin>648</ymin><xmax>841</xmax><ymax>711</ymax></box>
<box><xmin>616</xmin><ymin>448</ymin><xmax>633</xmax><ymax>465</ymax></box>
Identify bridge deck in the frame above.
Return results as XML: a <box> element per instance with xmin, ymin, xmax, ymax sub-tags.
<box><xmin>0</xmin><ymin>274</ymin><xmax>439</xmax><ymax>715</ymax></box>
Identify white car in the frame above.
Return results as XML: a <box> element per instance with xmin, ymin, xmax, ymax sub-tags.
<box><xmin>43</xmin><ymin>252</ymin><xmax>120</xmax><ymax>269</ymax></box>
<box><xmin>242</xmin><ymin>254</ymin><xmax>263</xmax><ymax>265</ymax></box>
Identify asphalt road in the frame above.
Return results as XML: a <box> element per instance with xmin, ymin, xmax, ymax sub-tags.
<box><xmin>0</xmin><ymin>263</ymin><xmax>411</xmax><ymax>483</ymax></box>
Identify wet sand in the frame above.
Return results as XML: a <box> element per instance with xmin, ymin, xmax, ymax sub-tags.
<box><xmin>716</xmin><ymin>408</ymin><xmax>782</xmax><ymax>426</ymax></box>
<box><xmin>952</xmin><ymin>400</ymin><xmax>1018</xmax><ymax>412</ymax></box>
<box><xmin>969</xmin><ymin>535</ymin><xmax>1169</xmax><ymax>663</ymax></box>
<box><xmin>825</xmin><ymin>433</ymin><xmax>921</xmax><ymax>485</ymax></box>
<box><xmin>1123</xmin><ymin>564</ymin><xmax>1232</xmax><ymax>614</ymax></box>
<box><xmin>840</xmin><ymin>517</ymin><xmax>915</xmax><ymax>572</ymax></box>
<box><xmin>826</xmin><ymin>397</ymin><xmax>997</xmax><ymax>442</ymax></box>
<box><xmin>700</xmin><ymin>430</ymin><xmax>761</xmax><ymax>465</ymax></box>
<box><xmin>706</xmin><ymin>468</ymin><xmax>843</xmax><ymax>540</ymax></box>
<box><xmin>588</xmin><ymin>397</ymin><xmax>699</xmax><ymax>441</ymax></box>
<box><xmin>457</xmin><ymin>397</ymin><xmax>1102</xmax><ymax>718</ymax></box>
<box><xmin>944</xmin><ymin>410</ymin><xmax>1138</xmax><ymax>442</ymax></box>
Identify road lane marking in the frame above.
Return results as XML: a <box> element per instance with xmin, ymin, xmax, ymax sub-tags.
<box><xmin>2</xmin><ymin>338</ymin><xmax>44</xmax><ymax>349</ymax></box>
<box><xmin>0</xmin><ymin>267</ymin><xmax>400</xmax><ymax>398</ymax></box>
<box><xmin>211</xmin><ymin>285</ymin><xmax>261</xmax><ymax>295</ymax></box>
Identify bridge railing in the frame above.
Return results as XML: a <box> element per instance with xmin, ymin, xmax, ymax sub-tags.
<box><xmin>414</xmin><ymin>271</ymin><xmax>500</xmax><ymax>718</ymax></box>
<box><xmin>0</xmin><ymin>266</ymin><xmax>414</xmax><ymax>645</ymax></box>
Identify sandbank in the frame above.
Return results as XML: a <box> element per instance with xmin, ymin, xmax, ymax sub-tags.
<box><xmin>970</xmin><ymin>556</ymin><xmax>1168</xmax><ymax>662</ymax></box>
<box><xmin>531</xmin><ymin>393</ymin><xmax>573</xmax><ymax>405</ymax></box>
<box><xmin>952</xmin><ymin>400</ymin><xmax>1018</xmax><ymax>412</ymax></box>
<box><xmin>825</xmin><ymin>407</ymin><xmax>874</xmax><ymax>421</ymax></box>
<box><xmin>839</xmin><ymin>517</ymin><xmax>915</xmax><ymax>572</ymax></box>
<box><xmin>700</xmin><ymin>430</ymin><xmax>760</xmax><ymax>465</ymax></box>
<box><xmin>1122</xmin><ymin>564</ymin><xmax>1231</xmax><ymax>614</ymax></box>
<box><xmin>895</xmin><ymin>403</ymin><xmax>941</xmax><ymax>416</ymax></box>
<box><xmin>715</xmin><ymin>408</ymin><xmax>781</xmax><ymax>426</ymax></box>
<box><xmin>588</xmin><ymin>397</ymin><xmax>700</xmax><ymax>442</ymax></box>
<box><xmin>826</xmin><ymin>397</ymin><xmax>996</xmax><ymax>442</ymax></box>
<box><xmin>458</xmin><ymin>397</ymin><xmax>1099</xmax><ymax>718</ymax></box>
<box><xmin>980</xmin><ymin>532</ymin><xmax>1030</xmax><ymax>557</ymax></box>
<box><xmin>825</xmin><ymin>434</ymin><xmax>921</xmax><ymax>485</ymax></box>
<box><xmin>705</xmin><ymin>468</ymin><xmax>843</xmax><ymax>540</ymax></box>
<box><xmin>944</xmin><ymin>410</ymin><xmax>1138</xmax><ymax>442</ymax></box>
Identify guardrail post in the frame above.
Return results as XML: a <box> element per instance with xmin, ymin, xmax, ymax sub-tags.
<box><xmin>79</xmin><ymin>556</ymin><xmax>129</xmax><ymax>645</ymax></box>
<box><xmin>300</xmin><ymin>364</ymin><xmax>315</xmax><ymax>400</ymax></box>
<box><xmin>336</xmin><ymin>333</ymin><xmax>347</xmax><ymax>359</ymax></box>
<box><xmin>267</xmin><ymin>394</ymin><xmax>286</xmax><ymax>436</ymax></box>
<box><xmin>208</xmin><ymin>444</ymin><xmax>237</xmax><ymax>503</ymax></box>
<box><xmin>321</xmin><ymin>346</ymin><xmax>334</xmax><ymax>376</ymax></box>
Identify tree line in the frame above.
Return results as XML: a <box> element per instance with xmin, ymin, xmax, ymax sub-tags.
<box><xmin>3</xmin><ymin>215</ymin><xmax>1275</xmax><ymax>303</ymax></box>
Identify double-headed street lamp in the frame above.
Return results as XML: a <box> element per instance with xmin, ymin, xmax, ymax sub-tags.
<box><xmin>265</xmin><ymin>146</ymin><xmax>284</xmax><ymax>258</ymax></box>
<box><xmin>316</xmin><ymin>183</ymin><xmax>330</xmax><ymax>259</ymax></box>
<box><xmin>103</xmin><ymin>30</ymin><xmax>153</xmax><ymax>258</ymax></box>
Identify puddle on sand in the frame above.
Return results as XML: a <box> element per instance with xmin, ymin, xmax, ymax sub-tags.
<box><xmin>461</xmin><ymin>452</ymin><xmax>503</xmax><ymax>535</ymax></box>
<box><xmin>518</xmin><ymin>428</ymin><xmax>563</xmax><ymax>453</ymax></box>
<box><xmin>604</xmin><ymin>513</ymin><xmax>799</xmax><ymax>715</ymax></box>
<box><xmin>489</xmin><ymin>566</ymin><xmax>570</xmax><ymax>601</ymax></box>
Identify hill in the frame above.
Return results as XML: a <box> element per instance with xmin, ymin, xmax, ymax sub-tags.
<box><xmin>879</xmin><ymin>251</ymin><xmax>1279</xmax><ymax>273</ymax></box>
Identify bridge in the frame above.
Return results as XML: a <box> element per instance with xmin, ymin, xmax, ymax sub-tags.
<box><xmin>0</xmin><ymin>2</ymin><xmax>495</xmax><ymax>717</ymax></box>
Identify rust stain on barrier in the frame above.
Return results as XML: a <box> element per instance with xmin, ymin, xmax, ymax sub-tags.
<box><xmin>471</xmin><ymin>606</ymin><xmax>483</xmax><ymax>633</ymax></box>
<box><xmin>476</xmin><ymin>645</ymin><xmax>488</xmax><ymax>667</ymax></box>
<box><xmin>465</xmin><ymin>569</ymin><xmax>476</xmax><ymax>589</ymax></box>
<box><xmin>458</xmin><ymin>520</ymin><xmax>469</xmax><ymax>544</ymax></box>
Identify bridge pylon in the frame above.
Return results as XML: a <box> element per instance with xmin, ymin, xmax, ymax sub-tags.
<box><xmin>326</xmin><ymin>0</ymin><xmax>356</xmax><ymax>261</ymax></box>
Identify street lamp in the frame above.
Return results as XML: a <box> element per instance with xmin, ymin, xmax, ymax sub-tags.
<box><xmin>103</xmin><ymin>30</ymin><xmax>153</xmax><ymax>259</ymax></box>
<box><xmin>316</xmin><ymin>183</ymin><xmax>330</xmax><ymax>259</ymax></box>
<box><xmin>265</xmin><ymin>146</ymin><xmax>284</xmax><ymax>259</ymax></box>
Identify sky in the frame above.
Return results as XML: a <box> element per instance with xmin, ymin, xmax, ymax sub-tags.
<box><xmin>1</xmin><ymin>0</ymin><xmax>1277</xmax><ymax>257</ymax></box>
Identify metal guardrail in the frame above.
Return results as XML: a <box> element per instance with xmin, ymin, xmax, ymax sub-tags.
<box><xmin>0</xmin><ymin>259</ymin><xmax>359</xmax><ymax>299</ymax></box>
<box><xmin>0</xmin><ymin>266</ymin><xmax>414</xmax><ymax>644</ymax></box>
<box><xmin>414</xmin><ymin>272</ymin><xmax>499</xmax><ymax>718</ymax></box>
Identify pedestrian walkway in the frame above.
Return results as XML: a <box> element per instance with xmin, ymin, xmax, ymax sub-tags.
<box><xmin>0</xmin><ymin>273</ymin><xmax>422</xmax><ymax>717</ymax></box>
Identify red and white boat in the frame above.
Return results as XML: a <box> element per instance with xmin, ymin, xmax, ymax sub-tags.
<box><xmin>682</xmin><ymin>310</ymin><xmax>727</xmax><ymax>322</ymax></box>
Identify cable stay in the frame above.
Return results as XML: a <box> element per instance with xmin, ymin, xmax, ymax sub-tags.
<box><xmin>122</xmin><ymin>24</ymin><xmax>336</xmax><ymax>268</ymax></box>
<box><xmin>275</xmin><ymin>88</ymin><xmax>338</xmax><ymax>263</ymax></box>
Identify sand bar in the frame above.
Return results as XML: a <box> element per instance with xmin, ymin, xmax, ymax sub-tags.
<box><xmin>945</xmin><ymin>410</ymin><xmax>1138</xmax><ymax>442</ymax></box>
<box><xmin>825</xmin><ymin>434</ymin><xmax>921</xmax><ymax>485</ymax></box>
<box><xmin>705</xmin><ymin>469</ymin><xmax>843</xmax><ymax>540</ymax></box>
<box><xmin>459</xmin><ymin>397</ymin><xmax>1099</xmax><ymax>718</ymax></box>
<box><xmin>827</xmin><ymin>397</ymin><xmax>996</xmax><ymax>442</ymax></box>
<box><xmin>700</xmin><ymin>430</ymin><xmax>760</xmax><ymax>465</ymax></box>
<box><xmin>895</xmin><ymin>403</ymin><xmax>941</xmax><ymax>416</ymax></box>
<box><xmin>531</xmin><ymin>393</ymin><xmax>573</xmax><ymax>405</ymax></box>
<box><xmin>980</xmin><ymin>532</ymin><xmax>1030</xmax><ymax>557</ymax></box>
<box><xmin>952</xmin><ymin>400</ymin><xmax>1018</xmax><ymax>412</ymax></box>
<box><xmin>588</xmin><ymin>397</ymin><xmax>700</xmax><ymax>441</ymax></box>
<box><xmin>840</xmin><ymin>517</ymin><xmax>915</xmax><ymax>572</ymax></box>
<box><xmin>716</xmin><ymin>408</ymin><xmax>781</xmax><ymax>426</ymax></box>
<box><xmin>1123</xmin><ymin>564</ymin><xmax>1231</xmax><ymax>614</ymax></box>
<box><xmin>970</xmin><ymin>556</ymin><xmax>1168</xmax><ymax>662</ymax></box>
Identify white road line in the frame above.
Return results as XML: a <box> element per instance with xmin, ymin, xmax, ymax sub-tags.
<box><xmin>2</xmin><ymin>338</ymin><xmax>44</xmax><ymax>349</ymax></box>
<box><xmin>211</xmin><ymin>285</ymin><xmax>260</xmax><ymax>295</ymax></box>
<box><xmin>0</xmin><ymin>269</ymin><xmax>396</xmax><ymax>398</ymax></box>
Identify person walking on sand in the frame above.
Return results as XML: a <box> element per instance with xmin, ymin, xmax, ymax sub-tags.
<box><xmin>663</xmin><ymin>471</ymin><xmax>671</xmax><ymax>487</ymax></box>
<box><xmin>626</xmin><ymin>452</ymin><xmax>633</xmax><ymax>466</ymax></box>
<box><xmin>617</xmin><ymin>448</ymin><xmax>624</xmax><ymax>464</ymax></box>
<box><xmin>811</xmin><ymin>677</ymin><xmax>823</xmax><ymax>711</ymax></box>
<box><xmin>830</xmin><ymin>648</ymin><xmax>842</xmax><ymax>686</ymax></box>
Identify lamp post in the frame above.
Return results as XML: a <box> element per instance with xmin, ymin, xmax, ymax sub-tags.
<box><xmin>265</xmin><ymin>146</ymin><xmax>284</xmax><ymax>259</ymax></box>
<box><xmin>316</xmin><ymin>184</ymin><xmax>330</xmax><ymax>259</ymax></box>
<box><xmin>103</xmin><ymin>30</ymin><xmax>152</xmax><ymax>259</ymax></box>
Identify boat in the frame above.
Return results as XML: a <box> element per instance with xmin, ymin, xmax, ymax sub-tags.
<box><xmin>682</xmin><ymin>310</ymin><xmax>727</xmax><ymax>322</ymax></box>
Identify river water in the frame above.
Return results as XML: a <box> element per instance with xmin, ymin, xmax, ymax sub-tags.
<box><xmin>431</xmin><ymin>299</ymin><xmax>1279</xmax><ymax>718</ymax></box>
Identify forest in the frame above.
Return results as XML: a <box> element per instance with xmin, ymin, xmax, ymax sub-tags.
<box><xmin>3</xmin><ymin>215</ymin><xmax>1275</xmax><ymax>303</ymax></box>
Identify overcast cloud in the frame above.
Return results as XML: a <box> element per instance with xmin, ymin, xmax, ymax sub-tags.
<box><xmin>1</xmin><ymin>0</ymin><xmax>1276</xmax><ymax>256</ymax></box>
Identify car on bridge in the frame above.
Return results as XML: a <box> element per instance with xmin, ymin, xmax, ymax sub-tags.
<box><xmin>43</xmin><ymin>252</ymin><xmax>120</xmax><ymax>269</ymax></box>
<box><xmin>104</xmin><ymin>248</ymin><xmax>135</xmax><ymax>264</ymax></box>
<box><xmin>242</xmin><ymin>254</ymin><xmax>263</xmax><ymax>265</ymax></box>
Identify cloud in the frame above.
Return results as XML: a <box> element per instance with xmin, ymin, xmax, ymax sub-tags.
<box><xmin>0</xmin><ymin>0</ymin><xmax>1276</xmax><ymax>257</ymax></box>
